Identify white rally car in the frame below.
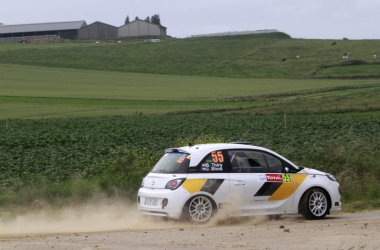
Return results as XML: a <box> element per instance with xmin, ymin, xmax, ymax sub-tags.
<box><xmin>138</xmin><ymin>143</ymin><xmax>341</xmax><ymax>223</ymax></box>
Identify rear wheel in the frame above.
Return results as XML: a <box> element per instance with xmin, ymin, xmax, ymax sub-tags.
<box><xmin>300</xmin><ymin>188</ymin><xmax>329</xmax><ymax>219</ymax></box>
<box><xmin>185</xmin><ymin>195</ymin><xmax>215</xmax><ymax>223</ymax></box>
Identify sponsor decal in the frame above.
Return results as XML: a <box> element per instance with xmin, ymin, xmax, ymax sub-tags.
<box><xmin>257</xmin><ymin>173</ymin><xmax>267</xmax><ymax>182</ymax></box>
<box><xmin>283</xmin><ymin>173</ymin><xmax>291</xmax><ymax>183</ymax></box>
<box><xmin>210</xmin><ymin>162</ymin><xmax>223</xmax><ymax>171</ymax></box>
<box><xmin>211</xmin><ymin>151</ymin><xmax>224</xmax><ymax>163</ymax></box>
<box><xmin>266</xmin><ymin>174</ymin><xmax>284</xmax><ymax>182</ymax></box>
<box><xmin>201</xmin><ymin>163</ymin><xmax>210</xmax><ymax>171</ymax></box>
<box><xmin>265</xmin><ymin>174</ymin><xmax>292</xmax><ymax>183</ymax></box>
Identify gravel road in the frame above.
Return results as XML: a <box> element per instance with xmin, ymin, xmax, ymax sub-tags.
<box><xmin>1</xmin><ymin>210</ymin><xmax>379</xmax><ymax>250</ymax></box>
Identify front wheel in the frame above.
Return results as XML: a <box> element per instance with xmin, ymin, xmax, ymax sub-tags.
<box><xmin>299</xmin><ymin>188</ymin><xmax>330</xmax><ymax>219</ymax></box>
<box><xmin>185</xmin><ymin>195</ymin><xmax>215</xmax><ymax>223</ymax></box>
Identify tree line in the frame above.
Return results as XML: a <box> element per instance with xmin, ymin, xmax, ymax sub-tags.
<box><xmin>125</xmin><ymin>14</ymin><xmax>161</xmax><ymax>25</ymax></box>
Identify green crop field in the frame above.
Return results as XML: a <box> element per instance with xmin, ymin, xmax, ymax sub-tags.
<box><xmin>1</xmin><ymin>111</ymin><xmax>379</xmax><ymax>210</ymax></box>
<box><xmin>0</xmin><ymin>33</ymin><xmax>379</xmax><ymax>211</ymax></box>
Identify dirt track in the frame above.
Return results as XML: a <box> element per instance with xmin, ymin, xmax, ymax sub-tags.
<box><xmin>1</xmin><ymin>210</ymin><xmax>380</xmax><ymax>250</ymax></box>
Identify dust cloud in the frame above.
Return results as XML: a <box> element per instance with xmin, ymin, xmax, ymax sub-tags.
<box><xmin>0</xmin><ymin>198</ymin><xmax>272</xmax><ymax>237</ymax></box>
<box><xmin>0</xmin><ymin>198</ymin><xmax>176</xmax><ymax>237</ymax></box>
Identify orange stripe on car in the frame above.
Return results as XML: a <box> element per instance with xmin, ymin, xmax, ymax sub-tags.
<box><xmin>268</xmin><ymin>174</ymin><xmax>307</xmax><ymax>201</ymax></box>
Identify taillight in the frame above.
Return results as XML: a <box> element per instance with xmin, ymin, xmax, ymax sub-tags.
<box><xmin>165</xmin><ymin>178</ymin><xmax>186</xmax><ymax>190</ymax></box>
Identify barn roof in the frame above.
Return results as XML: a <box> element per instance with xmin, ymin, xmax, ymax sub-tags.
<box><xmin>83</xmin><ymin>21</ymin><xmax>117</xmax><ymax>29</ymax></box>
<box><xmin>0</xmin><ymin>21</ymin><xmax>87</xmax><ymax>34</ymax></box>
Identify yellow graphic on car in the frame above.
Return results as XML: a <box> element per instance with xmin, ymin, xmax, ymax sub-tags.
<box><xmin>182</xmin><ymin>179</ymin><xmax>225</xmax><ymax>195</ymax></box>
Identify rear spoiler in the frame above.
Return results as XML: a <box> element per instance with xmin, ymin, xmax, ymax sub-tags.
<box><xmin>229</xmin><ymin>141</ymin><xmax>252</xmax><ymax>145</ymax></box>
<box><xmin>165</xmin><ymin>148</ymin><xmax>190</xmax><ymax>154</ymax></box>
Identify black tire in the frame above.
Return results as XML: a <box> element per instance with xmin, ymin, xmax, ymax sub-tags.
<box><xmin>299</xmin><ymin>188</ymin><xmax>330</xmax><ymax>220</ymax></box>
<box><xmin>184</xmin><ymin>195</ymin><xmax>216</xmax><ymax>223</ymax></box>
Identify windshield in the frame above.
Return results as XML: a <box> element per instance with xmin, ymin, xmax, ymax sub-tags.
<box><xmin>151</xmin><ymin>152</ymin><xmax>190</xmax><ymax>173</ymax></box>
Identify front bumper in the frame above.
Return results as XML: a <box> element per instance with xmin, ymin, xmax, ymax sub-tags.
<box><xmin>329</xmin><ymin>181</ymin><xmax>342</xmax><ymax>212</ymax></box>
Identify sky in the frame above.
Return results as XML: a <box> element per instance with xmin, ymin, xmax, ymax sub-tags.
<box><xmin>0</xmin><ymin>0</ymin><xmax>379</xmax><ymax>39</ymax></box>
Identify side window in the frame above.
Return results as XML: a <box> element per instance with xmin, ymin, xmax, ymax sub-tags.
<box><xmin>263</xmin><ymin>153</ymin><xmax>283</xmax><ymax>173</ymax></box>
<box><xmin>192</xmin><ymin>150</ymin><xmax>228</xmax><ymax>173</ymax></box>
<box><xmin>228</xmin><ymin>150</ymin><xmax>291</xmax><ymax>173</ymax></box>
<box><xmin>228</xmin><ymin>150</ymin><xmax>268</xmax><ymax>173</ymax></box>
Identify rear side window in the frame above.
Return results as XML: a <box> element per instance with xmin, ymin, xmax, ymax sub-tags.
<box><xmin>151</xmin><ymin>152</ymin><xmax>190</xmax><ymax>173</ymax></box>
<box><xmin>190</xmin><ymin>150</ymin><xmax>228</xmax><ymax>173</ymax></box>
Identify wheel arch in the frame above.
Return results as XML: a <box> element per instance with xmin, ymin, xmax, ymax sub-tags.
<box><xmin>181</xmin><ymin>192</ymin><xmax>218</xmax><ymax>219</ymax></box>
<box><xmin>184</xmin><ymin>192</ymin><xmax>218</xmax><ymax>209</ymax></box>
<box><xmin>297</xmin><ymin>186</ymin><xmax>332</xmax><ymax>214</ymax></box>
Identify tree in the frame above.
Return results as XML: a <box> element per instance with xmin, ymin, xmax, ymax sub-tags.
<box><xmin>145</xmin><ymin>16</ymin><xmax>150</xmax><ymax>22</ymax></box>
<box><xmin>150</xmin><ymin>14</ymin><xmax>161</xmax><ymax>25</ymax></box>
<box><xmin>125</xmin><ymin>15</ymin><xmax>130</xmax><ymax>24</ymax></box>
<box><xmin>135</xmin><ymin>16</ymin><xmax>139</xmax><ymax>21</ymax></box>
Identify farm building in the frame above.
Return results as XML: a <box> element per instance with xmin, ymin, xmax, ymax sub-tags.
<box><xmin>78</xmin><ymin>21</ymin><xmax>118</xmax><ymax>40</ymax></box>
<box><xmin>118</xmin><ymin>19</ymin><xmax>166</xmax><ymax>38</ymax></box>
<box><xmin>0</xmin><ymin>21</ymin><xmax>87</xmax><ymax>42</ymax></box>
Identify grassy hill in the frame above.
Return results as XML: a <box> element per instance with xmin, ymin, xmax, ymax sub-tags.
<box><xmin>0</xmin><ymin>32</ymin><xmax>379</xmax><ymax>79</ymax></box>
<box><xmin>1</xmin><ymin>64</ymin><xmax>379</xmax><ymax>119</ymax></box>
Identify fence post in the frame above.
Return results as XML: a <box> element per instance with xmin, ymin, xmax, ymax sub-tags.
<box><xmin>283</xmin><ymin>113</ymin><xmax>287</xmax><ymax>130</ymax></box>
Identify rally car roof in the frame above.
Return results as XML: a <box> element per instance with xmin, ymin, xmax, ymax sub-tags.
<box><xmin>165</xmin><ymin>143</ymin><xmax>298</xmax><ymax>168</ymax></box>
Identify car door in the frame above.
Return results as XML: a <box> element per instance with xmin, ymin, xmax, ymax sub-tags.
<box><xmin>261</xmin><ymin>151</ymin><xmax>307</xmax><ymax>213</ymax></box>
<box><xmin>227</xmin><ymin>149</ymin><xmax>304</xmax><ymax>214</ymax></box>
<box><xmin>227</xmin><ymin>149</ymin><xmax>270</xmax><ymax>214</ymax></box>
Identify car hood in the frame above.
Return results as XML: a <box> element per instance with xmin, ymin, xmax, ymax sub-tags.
<box><xmin>300</xmin><ymin>167</ymin><xmax>326</xmax><ymax>176</ymax></box>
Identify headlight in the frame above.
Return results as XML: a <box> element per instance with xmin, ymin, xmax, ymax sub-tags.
<box><xmin>326</xmin><ymin>173</ymin><xmax>337</xmax><ymax>182</ymax></box>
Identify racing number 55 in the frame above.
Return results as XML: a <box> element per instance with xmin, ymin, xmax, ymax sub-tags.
<box><xmin>211</xmin><ymin>151</ymin><xmax>224</xmax><ymax>163</ymax></box>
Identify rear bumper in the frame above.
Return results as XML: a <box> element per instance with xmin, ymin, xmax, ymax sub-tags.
<box><xmin>138</xmin><ymin>187</ymin><xmax>189</xmax><ymax>219</ymax></box>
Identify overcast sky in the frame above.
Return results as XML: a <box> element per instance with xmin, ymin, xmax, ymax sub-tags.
<box><xmin>1</xmin><ymin>0</ymin><xmax>379</xmax><ymax>39</ymax></box>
